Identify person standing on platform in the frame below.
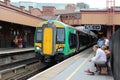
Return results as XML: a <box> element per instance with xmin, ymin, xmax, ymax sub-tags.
<box><xmin>104</xmin><ymin>36</ymin><xmax>109</xmax><ymax>49</ymax></box>
<box><xmin>97</xmin><ymin>36</ymin><xmax>105</xmax><ymax>48</ymax></box>
<box><xmin>13</xmin><ymin>36</ymin><xmax>18</xmax><ymax>48</ymax></box>
<box><xmin>18</xmin><ymin>36</ymin><xmax>23</xmax><ymax>48</ymax></box>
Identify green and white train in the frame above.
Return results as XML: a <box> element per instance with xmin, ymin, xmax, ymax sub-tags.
<box><xmin>34</xmin><ymin>20</ymin><xmax>96</xmax><ymax>63</ymax></box>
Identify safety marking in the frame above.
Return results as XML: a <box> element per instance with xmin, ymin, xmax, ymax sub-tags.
<box><xmin>66</xmin><ymin>53</ymin><xmax>93</xmax><ymax>80</ymax></box>
<box><xmin>74</xmin><ymin>49</ymin><xmax>92</xmax><ymax>60</ymax></box>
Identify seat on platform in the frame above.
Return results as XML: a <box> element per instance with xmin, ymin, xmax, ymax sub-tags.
<box><xmin>97</xmin><ymin>56</ymin><xmax>110</xmax><ymax>75</ymax></box>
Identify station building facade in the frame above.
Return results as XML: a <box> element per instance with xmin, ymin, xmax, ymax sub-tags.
<box><xmin>0</xmin><ymin>21</ymin><xmax>35</xmax><ymax>48</ymax></box>
<box><xmin>0</xmin><ymin>0</ymin><xmax>45</xmax><ymax>48</ymax></box>
<box><xmin>1</xmin><ymin>0</ymin><xmax>120</xmax><ymax>48</ymax></box>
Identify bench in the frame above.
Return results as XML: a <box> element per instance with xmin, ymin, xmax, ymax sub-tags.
<box><xmin>97</xmin><ymin>56</ymin><xmax>110</xmax><ymax>74</ymax></box>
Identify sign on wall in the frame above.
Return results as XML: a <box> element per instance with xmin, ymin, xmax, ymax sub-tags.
<box><xmin>84</xmin><ymin>25</ymin><xmax>101</xmax><ymax>31</ymax></box>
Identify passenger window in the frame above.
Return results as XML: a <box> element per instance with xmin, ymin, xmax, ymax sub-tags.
<box><xmin>36</xmin><ymin>28</ymin><xmax>42</xmax><ymax>42</ymax></box>
<box><xmin>56</xmin><ymin>28</ymin><xmax>65</xmax><ymax>43</ymax></box>
<box><xmin>69</xmin><ymin>33</ymin><xmax>77</xmax><ymax>48</ymax></box>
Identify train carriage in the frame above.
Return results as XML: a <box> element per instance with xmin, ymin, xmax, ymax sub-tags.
<box><xmin>34</xmin><ymin>20</ymin><xmax>96</xmax><ymax>63</ymax></box>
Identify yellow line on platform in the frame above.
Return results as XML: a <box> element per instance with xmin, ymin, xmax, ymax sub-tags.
<box><xmin>66</xmin><ymin>53</ymin><xmax>93</xmax><ymax>80</ymax></box>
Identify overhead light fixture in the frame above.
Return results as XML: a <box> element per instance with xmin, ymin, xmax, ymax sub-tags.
<box><xmin>0</xmin><ymin>26</ymin><xmax>2</xmax><ymax>29</ymax></box>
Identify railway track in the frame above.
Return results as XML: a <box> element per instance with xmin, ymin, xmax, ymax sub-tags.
<box><xmin>0</xmin><ymin>46</ymin><xmax>94</xmax><ymax>80</ymax></box>
<box><xmin>7</xmin><ymin>62</ymin><xmax>48</xmax><ymax>80</ymax></box>
<box><xmin>0</xmin><ymin>49</ymin><xmax>56</xmax><ymax>80</ymax></box>
<box><xmin>10</xmin><ymin>64</ymin><xmax>53</xmax><ymax>80</ymax></box>
<box><xmin>0</xmin><ymin>57</ymin><xmax>51</xmax><ymax>80</ymax></box>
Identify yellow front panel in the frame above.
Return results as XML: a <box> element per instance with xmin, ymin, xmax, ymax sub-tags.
<box><xmin>43</xmin><ymin>28</ymin><xmax>53</xmax><ymax>55</ymax></box>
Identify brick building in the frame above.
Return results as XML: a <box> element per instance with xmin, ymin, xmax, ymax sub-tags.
<box><xmin>0</xmin><ymin>0</ymin><xmax>45</xmax><ymax>48</ymax></box>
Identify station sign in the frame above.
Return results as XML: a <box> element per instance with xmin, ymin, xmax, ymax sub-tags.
<box><xmin>84</xmin><ymin>25</ymin><xmax>101</xmax><ymax>31</ymax></box>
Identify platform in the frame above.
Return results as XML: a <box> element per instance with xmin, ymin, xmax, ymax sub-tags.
<box><xmin>28</xmin><ymin>48</ymin><xmax>114</xmax><ymax>80</ymax></box>
<box><xmin>0</xmin><ymin>47</ymin><xmax>34</xmax><ymax>54</ymax></box>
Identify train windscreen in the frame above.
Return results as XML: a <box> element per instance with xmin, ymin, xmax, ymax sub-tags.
<box><xmin>56</xmin><ymin>28</ymin><xmax>65</xmax><ymax>43</ymax></box>
<box><xmin>36</xmin><ymin>28</ymin><xmax>42</xmax><ymax>42</ymax></box>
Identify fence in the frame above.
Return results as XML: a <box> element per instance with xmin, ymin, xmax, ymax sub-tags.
<box><xmin>110</xmin><ymin>29</ymin><xmax>120</xmax><ymax>80</ymax></box>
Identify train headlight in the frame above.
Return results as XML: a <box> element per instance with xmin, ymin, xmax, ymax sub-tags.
<box><xmin>36</xmin><ymin>47</ymin><xmax>41</xmax><ymax>51</ymax></box>
<box><xmin>57</xmin><ymin>48</ymin><xmax>63</xmax><ymax>52</ymax></box>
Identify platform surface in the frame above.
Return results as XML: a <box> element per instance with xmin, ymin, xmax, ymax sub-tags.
<box><xmin>28</xmin><ymin>48</ymin><xmax>114</xmax><ymax>80</ymax></box>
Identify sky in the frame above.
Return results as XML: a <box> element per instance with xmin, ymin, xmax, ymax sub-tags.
<box><xmin>1</xmin><ymin>0</ymin><xmax>120</xmax><ymax>9</ymax></box>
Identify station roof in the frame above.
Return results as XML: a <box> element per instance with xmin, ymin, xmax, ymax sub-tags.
<box><xmin>0</xmin><ymin>0</ymin><xmax>45</xmax><ymax>27</ymax></box>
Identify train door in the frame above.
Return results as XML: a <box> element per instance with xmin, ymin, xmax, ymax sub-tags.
<box><xmin>42</xmin><ymin>24</ymin><xmax>56</xmax><ymax>55</ymax></box>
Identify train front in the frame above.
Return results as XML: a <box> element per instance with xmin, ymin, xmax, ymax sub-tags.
<box><xmin>34</xmin><ymin>21</ymin><xmax>65</xmax><ymax>62</ymax></box>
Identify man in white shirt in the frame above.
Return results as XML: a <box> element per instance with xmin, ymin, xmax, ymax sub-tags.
<box><xmin>85</xmin><ymin>45</ymin><xmax>107</xmax><ymax>75</ymax></box>
<box><xmin>104</xmin><ymin>37</ymin><xmax>109</xmax><ymax>49</ymax></box>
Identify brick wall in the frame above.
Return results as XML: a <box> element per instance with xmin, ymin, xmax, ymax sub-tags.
<box><xmin>42</xmin><ymin>6</ymin><xmax>56</xmax><ymax>16</ymax></box>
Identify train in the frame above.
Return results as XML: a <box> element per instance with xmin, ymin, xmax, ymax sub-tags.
<box><xmin>34</xmin><ymin>20</ymin><xmax>97</xmax><ymax>63</ymax></box>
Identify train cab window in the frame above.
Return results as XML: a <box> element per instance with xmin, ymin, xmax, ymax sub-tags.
<box><xmin>36</xmin><ymin>28</ymin><xmax>42</xmax><ymax>42</ymax></box>
<box><xmin>69</xmin><ymin>33</ymin><xmax>77</xmax><ymax>48</ymax></box>
<box><xmin>56</xmin><ymin>28</ymin><xmax>65</xmax><ymax>43</ymax></box>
